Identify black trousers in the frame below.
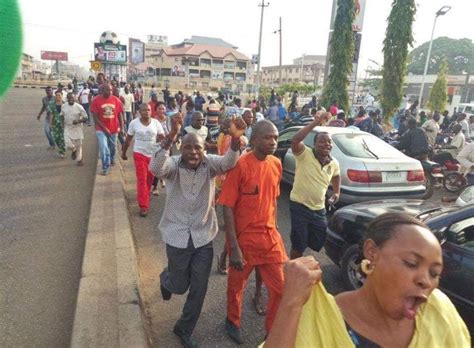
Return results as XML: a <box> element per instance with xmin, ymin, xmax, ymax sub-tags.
<box><xmin>161</xmin><ymin>238</ymin><xmax>213</xmax><ymax>335</ymax></box>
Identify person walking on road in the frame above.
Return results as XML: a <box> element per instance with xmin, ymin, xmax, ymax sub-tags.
<box><xmin>36</xmin><ymin>86</ymin><xmax>56</xmax><ymax>149</ymax></box>
<box><xmin>48</xmin><ymin>91</ymin><xmax>66</xmax><ymax>158</ymax></box>
<box><xmin>90</xmin><ymin>84</ymin><xmax>124</xmax><ymax>175</ymax></box>
<box><xmin>121</xmin><ymin>103</ymin><xmax>164</xmax><ymax>217</ymax></box>
<box><xmin>289</xmin><ymin>119</ymin><xmax>341</xmax><ymax>260</ymax></box>
<box><xmin>149</xmin><ymin>113</ymin><xmax>246</xmax><ymax>348</ymax></box>
<box><xmin>61</xmin><ymin>92</ymin><xmax>88</xmax><ymax>165</ymax></box>
<box><xmin>218</xmin><ymin>120</ymin><xmax>288</xmax><ymax>343</ymax></box>
<box><xmin>120</xmin><ymin>84</ymin><xmax>135</xmax><ymax>131</ymax></box>
<box><xmin>77</xmin><ymin>82</ymin><xmax>92</xmax><ymax>126</ymax></box>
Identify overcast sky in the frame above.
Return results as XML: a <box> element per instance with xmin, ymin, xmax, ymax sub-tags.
<box><xmin>19</xmin><ymin>0</ymin><xmax>473</xmax><ymax>76</ymax></box>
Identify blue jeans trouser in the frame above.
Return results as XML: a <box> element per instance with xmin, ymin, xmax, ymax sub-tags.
<box><xmin>125</xmin><ymin>111</ymin><xmax>132</xmax><ymax>131</ymax></box>
<box><xmin>96</xmin><ymin>131</ymin><xmax>117</xmax><ymax>171</ymax></box>
<box><xmin>289</xmin><ymin>200</ymin><xmax>328</xmax><ymax>253</ymax></box>
<box><xmin>81</xmin><ymin>103</ymin><xmax>90</xmax><ymax>124</ymax></box>
<box><xmin>43</xmin><ymin>119</ymin><xmax>55</xmax><ymax>147</ymax></box>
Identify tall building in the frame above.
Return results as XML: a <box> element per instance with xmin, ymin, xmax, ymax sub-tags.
<box><xmin>140</xmin><ymin>36</ymin><xmax>254</xmax><ymax>93</ymax></box>
<box><xmin>261</xmin><ymin>55</ymin><xmax>326</xmax><ymax>87</ymax></box>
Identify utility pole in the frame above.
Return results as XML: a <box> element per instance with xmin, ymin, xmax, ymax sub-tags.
<box><xmin>256</xmin><ymin>1</ymin><xmax>270</xmax><ymax>99</ymax></box>
<box><xmin>273</xmin><ymin>17</ymin><xmax>282</xmax><ymax>86</ymax></box>
<box><xmin>300</xmin><ymin>53</ymin><xmax>305</xmax><ymax>82</ymax></box>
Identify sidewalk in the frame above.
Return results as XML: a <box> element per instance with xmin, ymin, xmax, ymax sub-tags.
<box><xmin>70</xmin><ymin>160</ymin><xmax>148</xmax><ymax>347</ymax></box>
<box><xmin>119</xmin><ymin>158</ymin><xmax>269</xmax><ymax>347</ymax></box>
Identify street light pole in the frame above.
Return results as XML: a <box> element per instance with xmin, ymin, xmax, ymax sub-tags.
<box><xmin>273</xmin><ymin>17</ymin><xmax>282</xmax><ymax>86</ymax></box>
<box><xmin>419</xmin><ymin>5</ymin><xmax>451</xmax><ymax>107</ymax></box>
<box><xmin>256</xmin><ymin>1</ymin><xmax>270</xmax><ymax>99</ymax></box>
<box><xmin>278</xmin><ymin>17</ymin><xmax>282</xmax><ymax>86</ymax></box>
<box><xmin>300</xmin><ymin>53</ymin><xmax>305</xmax><ymax>82</ymax></box>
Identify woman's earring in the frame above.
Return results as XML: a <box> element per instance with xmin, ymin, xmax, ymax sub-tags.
<box><xmin>361</xmin><ymin>259</ymin><xmax>374</xmax><ymax>275</ymax></box>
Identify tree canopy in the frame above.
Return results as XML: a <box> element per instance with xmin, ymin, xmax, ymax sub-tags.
<box><xmin>381</xmin><ymin>0</ymin><xmax>416</xmax><ymax>120</ymax></box>
<box><xmin>407</xmin><ymin>37</ymin><xmax>474</xmax><ymax>75</ymax></box>
<box><xmin>320</xmin><ymin>0</ymin><xmax>355</xmax><ymax>113</ymax></box>
<box><xmin>427</xmin><ymin>59</ymin><xmax>448</xmax><ymax>113</ymax></box>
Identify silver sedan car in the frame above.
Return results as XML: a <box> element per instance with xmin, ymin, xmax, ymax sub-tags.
<box><xmin>275</xmin><ymin>126</ymin><xmax>426</xmax><ymax>204</ymax></box>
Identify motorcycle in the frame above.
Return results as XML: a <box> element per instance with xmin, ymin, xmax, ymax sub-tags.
<box><xmin>383</xmin><ymin>132</ymin><xmax>442</xmax><ymax>199</ymax></box>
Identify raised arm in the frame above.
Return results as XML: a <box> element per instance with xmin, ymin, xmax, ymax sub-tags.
<box><xmin>291</xmin><ymin>118</ymin><xmax>319</xmax><ymax>155</ymax></box>
<box><xmin>264</xmin><ymin>257</ymin><xmax>322</xmax><ymax>348</ymax></box>
<box><xmin>149</xmin><ymin>112</ymin><xmax>182</xmax><ymax>178</ymax></box>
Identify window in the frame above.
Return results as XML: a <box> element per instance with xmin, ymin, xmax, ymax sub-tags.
<box><xmin>200</xmin><ymin>70</ymin><xmax>211</xmax><ymax>79</ymax></box>
<box><xmin>201</xmin><ymin>82</ymin><xmax>209</xmax><ymax>88</ymax></box>
<box><xmin>235</xmin><ymin>73</ymin><xmax>246</xmax><ymax>81</ymax></box>
<box><xmin>223</xmin><ymin>72</ymin><xmax>234</xmax><ymax>81</ymax></box>
<box><xmin>190</xmin><ymin>81</ymin><xmax>197</xmax><ymax>87</ymax></box>
<box><xmin>155</xmin><ymin>68</ymin><xmax>160</xmax><ymax>76</ymax></box>
<box><xmin>161</xmin><ymin>68</ymin><xmax>171</xmax><ymax>76</ymax></box>
<box><xmin>200</xmin><ymin>58</ymin><xmax>211</xmax><ymax>68</ymax></box>
<box><xmin>332</xmin><ymin>133</ymin><xmax>403</xmax><ymax>159</ymax></box>
<box><xmin>236</xmin><ymin>61</ymin><xmax>247</xmax><ymax>70</ymax></box>
<box><xmin>224</xmin><ymin>60</ymin><xmax>235</xmax><ymax>69</ymax></box>
<box><xmin>278</xmin><ymin>130</ymin><xmax>297</xmax><ymax>143</ymax></box>
<box><xmin>212</xmin><ymin>59</ymin><xmax>223</xmax><ymax>68</ymax></box>
<box><xmin>189</xmin><ymin>69</ymin><xmax>200</xmax><ymax>78</ymax></box>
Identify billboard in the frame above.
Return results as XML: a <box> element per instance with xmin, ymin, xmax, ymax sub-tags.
<box><xmin>171</xmin><ymin>65</ymin><xmax>185</xmax><ymax>77</ymax></box>
<box><xmin>330</xmin><ymin>0</ymin><xmax>366</xmax><ymax>32</ymax></box>
<box><xmin>94</xmin><ymin>43</ymin><xmax>127</xmax><ymax>64</ymax></box>
<box><xmin>129</xmin><ymin>39</ymin><xmax>144</xmax><ymax>65</ymax></box>
<box><xmin>41</xmin><ymin>51</ymin><xmax>68</xmax><ymax>61</ymax></box>
<box><xmin>147</xmin><ymin>35</ymin><xmax>168</xmax><ymax>46</ymax></box>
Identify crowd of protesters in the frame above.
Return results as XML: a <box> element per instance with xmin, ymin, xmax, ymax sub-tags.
<box><xmin>35</xmin><ymin>77</ymin><xmax>471</xmax><ymax>347</ymax></box>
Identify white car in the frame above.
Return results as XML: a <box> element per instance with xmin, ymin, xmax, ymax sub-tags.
<box><xmin>275</xmin><ymin>126</ymin><xmax>426</xmax><ymax>204</ymax></box>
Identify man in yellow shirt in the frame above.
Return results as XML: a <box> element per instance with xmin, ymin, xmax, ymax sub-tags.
<box><xmin>289</xmin><ymin>119</ymin><xmax>341</xmax><ymax>259</ymax></box>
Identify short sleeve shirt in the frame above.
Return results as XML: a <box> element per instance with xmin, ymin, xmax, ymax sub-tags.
<box><xmin>127</xmin><ymin>118</ymin><xmax>164</xmax><ymax>157</ymax></box>
<box><xmin>218</xmin><ymin>152</ymin><xmax>287</xmax><ymax>265</ymax></box>
<box><xmin>90</xmin><ymin>95</ymin><xmax>123</xmax><ymax>134</ymax></box>
<box><xmin>290</xmin><ymin>146</ymin><xmax>340</xmax><ymax>210</ymax></box>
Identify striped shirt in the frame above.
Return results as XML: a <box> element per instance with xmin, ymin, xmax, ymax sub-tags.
<box><xmin>149</xmin><ymin>147</ymin><xmax>239</xmax><ymax>248</ymax></box>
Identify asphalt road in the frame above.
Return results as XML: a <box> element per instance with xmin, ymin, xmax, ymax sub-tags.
<box><xmin>0</xmin><ymin>88</ymin><xmax>97</xmax><ymax>347</ymax></box>
<box><xmin>122</xmin><ymin>159</ymin><xmax>346</xmax><ymax>348</ymax></box>
<box><xmin>122</xmin><ymin>135</ymin><xmax>456</xmax><ymax>347</ymax></box>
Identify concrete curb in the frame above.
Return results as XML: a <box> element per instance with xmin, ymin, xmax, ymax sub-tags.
<box><xmin>71</xmin><ymin>160</ymin><xmax>147</xmax><ymax>347</ymax></box>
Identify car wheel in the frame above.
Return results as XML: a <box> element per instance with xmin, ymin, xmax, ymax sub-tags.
<box><xmin>422</xmin><ymin>171</ymin><xmax>434</xmax><ymax>199</ymax></box>
<box><xmin>341</xmin><ymin>244</ymin><xmax>365</xmax><ymax>290</ymax></box>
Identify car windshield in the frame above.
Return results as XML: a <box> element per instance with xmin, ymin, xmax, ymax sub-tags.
<box><xmin>332</xmin><ymin>133</ymin><xmax>402</xmax><ymax>159</ymax></box>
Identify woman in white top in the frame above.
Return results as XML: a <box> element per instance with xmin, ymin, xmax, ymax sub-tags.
<box><xmin>121</xmin><ymin>103</ymin><xmax>164</xmax><ymax>217</ymax></box>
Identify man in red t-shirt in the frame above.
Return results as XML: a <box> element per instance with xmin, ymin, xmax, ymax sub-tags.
<box><xmin>90</xmin><ymin>83</ymin><xmax>124</xmax><ymax>175</ymax></box>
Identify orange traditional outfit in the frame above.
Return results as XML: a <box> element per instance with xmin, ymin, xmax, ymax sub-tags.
<box><xmin>218</xmin><ymin>151</ymin><xmax>288</xmax><ymax>333</ymax></box>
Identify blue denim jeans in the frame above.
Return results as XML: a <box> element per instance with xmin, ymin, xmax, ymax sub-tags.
<box><xmin>96</xmin><ymin>131</ymin><xmax>117</xmax><ymax>171</ymax></box>
<box><xmin>81</xmin><ymin>103</ymin><xmax>91</xmax><ymax>124</ymax></box>
<box><xmin>43</xmin><ymin>119</ymin><xmax>55</xmax><ymax>147</ymax></box>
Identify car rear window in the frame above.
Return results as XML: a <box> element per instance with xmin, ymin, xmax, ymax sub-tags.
<box><xmin>332</xmin><ymin>133</ymin><xmax>402</xmax><ymax>159</ymax></box>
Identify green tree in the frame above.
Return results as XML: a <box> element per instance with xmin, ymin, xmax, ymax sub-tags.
<box><xmin>276</xmin><ymin>82</ymin><xmax>318</xmax><ymax>98</ymax></box>
<box><xmin>408</xmin><ymin>37</ymin><xmax>474</xmax><ymax>75</ymax></box>
<box><xmin>381</xmin><ymin>0</ymin><xmax>416</xmax><ymax>120</ymax></box>
<box><xmin>427</xmin><ymin>59</ymin><xmax>448</xmax><ymax>113</ymax></box>
<box><xmin>320</xmin><ymin>0</ymin><xmax>355</xmax><ymax>112</ymax></box>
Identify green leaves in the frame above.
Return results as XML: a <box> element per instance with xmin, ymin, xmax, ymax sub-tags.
<box><xmin>321</xmin><ymin>0</ymin><xmax>355</xmax><ymax>113</ymax></box>
<box><xmin>428</xmin><ymin>59</ymin><xmax>448</xmax><ymax>113</ymax></box>
<box><xmin>408</xmin><ymin>37</ymin><xmax>474</xmax><ymax>75</ymax></box>
<box><xmin>381</xmin><ymin>0</ymin><xmax>416</xmax><ymax>120</ymax></box>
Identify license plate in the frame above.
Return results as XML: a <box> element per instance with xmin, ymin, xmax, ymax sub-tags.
<box><xmin>383</xmin><ymin>171</ymin><xmax>406</xmax><ymax>182</ymax></box>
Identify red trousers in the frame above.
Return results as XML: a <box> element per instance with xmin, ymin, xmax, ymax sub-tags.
<box><xmin>227</xmin><ymin>262</ymin><xmax>284</xmax><ymax>333</ymax></box>
<box><xmin>133</xmin><ymin>152</ymin><xmax>154</xmax><ymax>209</ymax></box>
